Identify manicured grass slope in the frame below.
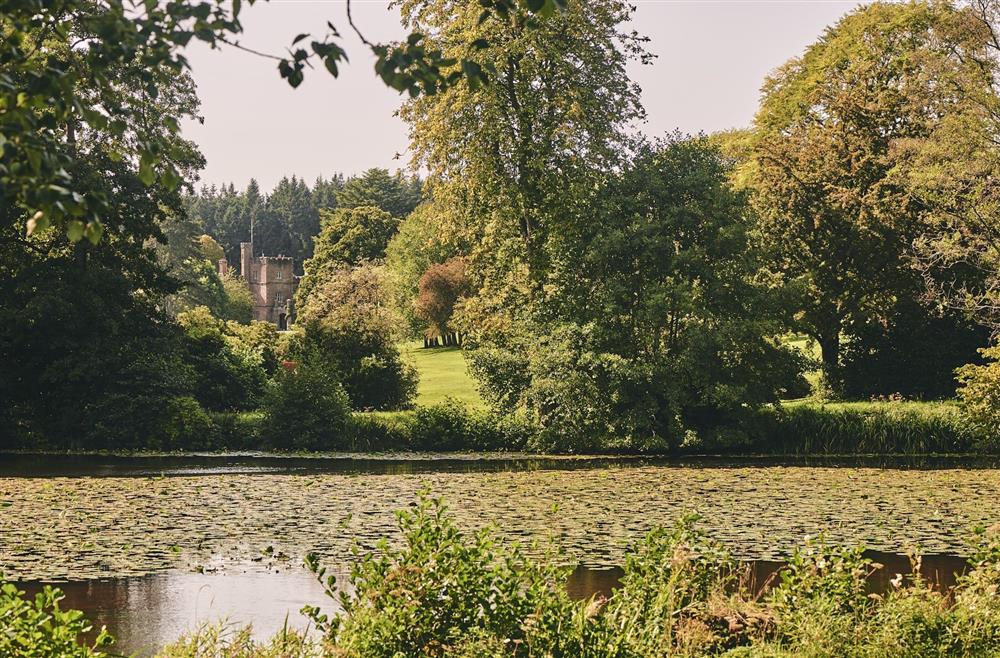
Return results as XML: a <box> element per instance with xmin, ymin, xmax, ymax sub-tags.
<box><xmin>401</xmin><ymin>341</ymin><xmax>483</xmax><ymax>408</ymax></box>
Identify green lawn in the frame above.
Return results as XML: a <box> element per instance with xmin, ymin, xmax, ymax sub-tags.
<box><xmin>401</xmin><ymin>341</ymin><xmax>483</xmax><ymax>408</ymax></box>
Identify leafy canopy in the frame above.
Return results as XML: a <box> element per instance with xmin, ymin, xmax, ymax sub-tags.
<box><xmin>1</xmin><ymin>0</ymin><xmax>565</xmax><ymax>243</ymax></box>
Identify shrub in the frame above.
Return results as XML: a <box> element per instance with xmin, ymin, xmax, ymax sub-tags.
<box><xmin>304</xmin><ymin>494</ymin><xmax>616</xmax><ymax>658</ymax></box>
<box><xmin>294</xmin><ymin>262</ymin><xmax>417</xmax><ymax>411</ymax></box>
<box><xmin>406</xmin><ymin>399</ymin><xmax>533</xmax><ymax>452</ymax></box>
<box><xmin>0</xmin><ymin>581</ymin><xmax>112</xmax><ymax>657</ymax></box>
<box><xmin>178</xmin><ymin>306</ymin><xmax>267</xmax><ymax>411</ymax></box>
<box><xmin>957</xmin><ymin>343</ymin><xmax>1000</xmax><ymax>449</ymax></box>
<box><xmin>156</xmin><ymin>396</ymin><xmax>218</xmax><ymax>450</ymax></box>
<box><xmin>348</xmin><ymin>353</ymin><xmax>418</xmax><ymax>411</ymax></box>
<box><xmin>604</xmin><ymin>515</ymin><xmax>752</xmax><ymax>656</ymax></box>
<box><xmin>259</xmin><ymin>363</ymin><xmax>352</xmax><ymax>451</ymax></box>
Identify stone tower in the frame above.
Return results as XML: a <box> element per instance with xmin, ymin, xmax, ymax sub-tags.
<box><xmin>239</xmin><ymin>241</ymin><xmax>298</xmax><ymax>330</ymax></box>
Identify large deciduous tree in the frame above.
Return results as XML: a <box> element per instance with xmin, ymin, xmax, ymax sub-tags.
<box><xmin>469</xmin><ymin>136</ymin><xmax>805</xmax><ymax>451</ymax></box>
<box><xmin>415</xmin><ymin>257</ymin><xmax>471</xmax><ymax>337</ymax></box>
<box><xmin>398</xmin><ymin>0</ymin><xmax>649</xmax><ymax>293</ymax></box>
<box><xmin>297</xmin><ymin>206</ymin><xmax>400</xmax><ymax>307</ymax></box>
<box><xmin>1</xmin><ymin>0</ymin><xmax>562</xmax><ymax>243</ymax></box>
<box><xmin>749</xmin><ymin>0</ymin><xmax>992</xmax><ymax>392</ymax></box>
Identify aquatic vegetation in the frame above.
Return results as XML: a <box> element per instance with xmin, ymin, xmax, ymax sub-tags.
<box><xmin>2</xmin><ymin>462</ymin><xmax>999</xmax><ymax>581</ymax></box>
<box><xmin>151</xmin><ymin>498</ymin><xmax>1000</xmax><ymax>657</ymax></box>
<box><xmin>154</xmin><ymin>624</ymin><xmax>323</xmax><ymax>658</ymax></box>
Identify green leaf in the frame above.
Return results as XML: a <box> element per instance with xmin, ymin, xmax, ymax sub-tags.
<box><xmin>84</xmin><ymin>221</ymin><xmax>104</xmax><ymax>245</ymax></box>
<box><xmin>66</xmin><ymin>220</ymin><xmax>85</xmax><ymax>242</ymax></box>
<box><xmin>138</xmin><ymin>159</ymin><xmax>155</xmax><ymax>186</ymax></box>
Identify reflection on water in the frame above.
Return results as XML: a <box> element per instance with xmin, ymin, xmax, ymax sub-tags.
<box><xmin>3</xmin><ymin>453</ymin><xmax>1000</xmax><ymax>478</ymax></box>
<box><xmin>18</xmin><ymin>569</ymin><xmax>334</xmax><ymax>657</ymax></box>
<box><xmin>16</xmin><ymin>553</ymin><xmax>969</xmax><ymax>657</ymax></box>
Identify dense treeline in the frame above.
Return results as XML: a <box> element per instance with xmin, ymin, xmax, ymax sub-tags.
<box><xmin>5</xmin><ymin>0</ymin><xmax>1000</xmax><ymax>453</ymax></box>
<box><xmin>185</xmin><ymin>169</ymin><xmax>422</xmax><ymax>269</ymax></box>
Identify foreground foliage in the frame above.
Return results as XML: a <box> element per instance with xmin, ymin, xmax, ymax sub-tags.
<box><xmin>149</xmin><ymin>495</ymin><xmax>1000</xmax><ymax>657</ymax></box>
<box><xmin>0</xmin><ymin>582</ymin><xmax>111</xmax><ymax>657</ymax></box>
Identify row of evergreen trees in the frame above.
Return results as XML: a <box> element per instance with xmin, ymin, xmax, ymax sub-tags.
<box><xmin>185</xmin><ymin>169</ymin><xmax>422</xmax><ymax>270</ymax></box>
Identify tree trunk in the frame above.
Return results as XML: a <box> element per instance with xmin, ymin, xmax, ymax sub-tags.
<box><xmin>817</xmin><ymin>330</ymin><xmax>841</xmax><ymax>392</ymax></box>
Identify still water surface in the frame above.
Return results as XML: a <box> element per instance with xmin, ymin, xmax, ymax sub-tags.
<box><xmin>16</xmin><ymin>553</ymin><xmax>970</xmax><ymax>656</ymax></box>
<box><xmin>3</xmin><ymin>453</ymin><xmax>997</xmax><ymax>655</ymax></box>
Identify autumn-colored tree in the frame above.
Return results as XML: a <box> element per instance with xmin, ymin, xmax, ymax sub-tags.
<box><xmin>415</xmin><ymin>257</ymin><xmax>471</xmax><ymax>337</ymax></box>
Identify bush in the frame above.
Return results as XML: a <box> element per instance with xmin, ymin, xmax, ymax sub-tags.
<box><xmin>957</xmin><ymin>343</ymin><xmax>1000</xmax><ymax>448</ymax></box>
<box><xmin>259</xmin><ymin>363</ymin><xmax>352</xmax><ymax>451</ymax></box>
<box><xmin>178</xmin><ymin>306</ymin><xmax>267</xmax><ymax>412</ymax></box>
<box><xmin>407</xmin><ymin>400</ymin><xmax>532</xmax><ymax>451</ymax></box>
<box><xmin>0</xmin><ymin>581</ymin><xmax>112</xmax><ymax>657</ymax></box>
<box><xmin>348</xmin><ymin>352</ymin><xmax>418</xmax><ymax>411</ymax></box>
<box><xmin>294</xmin><ymin>262</ymin><xmax>418</xmax><ymax>411</ymax></box>
<box><xmin>603</xmin><ymin>515</ymin><xmax>750</xmax><ymax>656</ymax></box>
<box><xmin>304</xmin><ymin>494</ymin><xmax>614</xmax><ymax>658</ymax></box>
<box><xmin>156</xmin><ymin>396</ymin><xmax>218</xmax><ymax>450</ymax></box>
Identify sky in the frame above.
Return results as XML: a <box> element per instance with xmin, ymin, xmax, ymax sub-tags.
<box><xmin>180</xmin><ymin>0</ymin><xmax>865</xmax><ymax>192</ymax></box>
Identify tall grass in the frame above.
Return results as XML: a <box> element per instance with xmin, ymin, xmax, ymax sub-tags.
<box><xmin>745</xmin><ymin>402</ymin><xmax>996</xmax><ymax>455</ymax></box>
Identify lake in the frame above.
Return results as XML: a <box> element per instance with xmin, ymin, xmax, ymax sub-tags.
<box><xmin>2</xmin><ymin>453</ymin><xmax>998</xmax><ymax>655</ymax></box>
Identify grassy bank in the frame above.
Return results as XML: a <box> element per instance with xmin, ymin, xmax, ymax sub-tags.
<box><xmin>743</xmin><ymin>400</ymin><xmax>995</xmax><ymax>455</ymax></box>
<box><xmin>16</xmin><ymin>397</ymin><xmax>994</xmax><ymax>457</ymax></box>
<box><xmin>6</xmin><ymin>341</ymin><xmax>995</xmax><ymax>455</ymax></box>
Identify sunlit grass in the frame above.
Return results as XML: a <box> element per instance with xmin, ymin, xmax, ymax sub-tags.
<box><xmin>400</xmin><ymin>340</ymin><xmax>483</xmax><ymax>408</ymax></box>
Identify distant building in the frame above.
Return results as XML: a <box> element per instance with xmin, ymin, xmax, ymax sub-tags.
<box><xmin>230</xmin><ymin>242</ymin><xmax>297</xmax><ymax>330</ymax></box>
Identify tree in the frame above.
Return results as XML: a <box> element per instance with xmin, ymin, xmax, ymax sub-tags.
<box><xmin>398</xmin><ymin>0</ymin><xmax>649</xmax><ymax>294</ymax></box>
<box><xmin>313</xmin><ymin>174</ymin><xmax>345</xmax><ymax>211</ymax></box>
<box><xmin>896</xmin><ymin>1</ymin><xmax>1000</xmax><ymax>335</ymax></box>
<box><xmin>2</xmin><ymin>0</ymin><xmax>564</xmax><ymax>243</ymax></box>
<box><xmin>337</xmin><ymin>168</ymin><xmax>422</xmax><ymax>218</ymax></box>
<box><xmin>221</xmin><ymin>273</ymin><xmax>255</xmax><ymax>323</ymax></box>
<box><xmin>298</xmin><ymin>206</ymin><xmax>400</xmax><ymax>304</ymax></box>
<box><xmin>415</xmin><ymin>257</ymin><xmax>471</xmax><ymax>337</ymax></box>
<box><xmin>748</xmin><ymin>1</ymin><xmax>991</xmax><ymax>389</ymax></box>
<box><xmin>262</xmin><ymin>175</ymin><xmax>319</xmax><ymax>264</ymax></box>
<box><xmin>468</xmin><ymin>136</ymin><xmax>805</xmax><ymax>451</ymax></box>
<box><xmin>198</xmin><ymin>234</ymin><xmax>226</xmax><ymax>264</ymax></box>
<box><xmin>296</xmin><ymin>262</ymin><xmax>417</xmax><ymax>410</ymax></box>
<box><xmin>385</xmin><ymin>202</ymin><xmax>468</xmax><ymax>334</ymax></box>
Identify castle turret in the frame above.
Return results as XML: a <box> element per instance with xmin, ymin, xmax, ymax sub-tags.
<box><xmin>218</xmin><ymin>257</ymin><xmax>228</xmax><ymax>278</ymax></box>
<box><xmin>240</xmin><ymin>242</ymin><xmax>253</xmax><ymax>280</ymax></box>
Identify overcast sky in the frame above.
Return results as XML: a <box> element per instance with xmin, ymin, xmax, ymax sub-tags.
<box><xmin>180</xmin><ymin>0</ymin><xmax>864</xmax><ymax>192</ymax></box>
